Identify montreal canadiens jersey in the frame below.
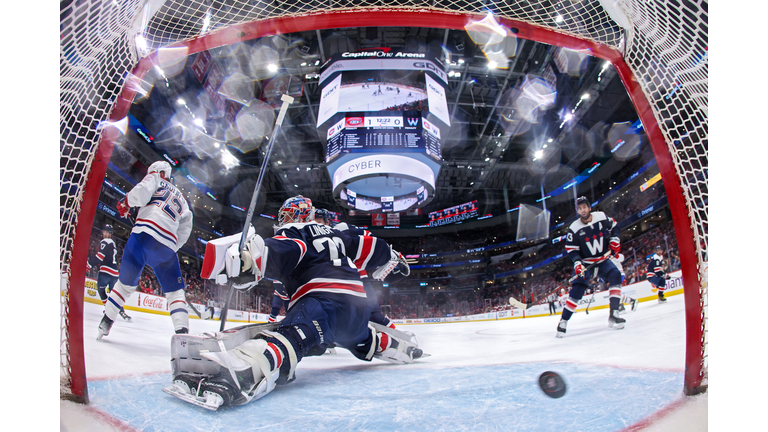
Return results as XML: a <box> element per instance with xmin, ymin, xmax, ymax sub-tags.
<box><xmin>89</xmin><ymin>238</ymin><xmax>119</xmax><ymax>277</ymax></box>
<box><xmin>646</xmin><ymin>254</ymin><xmax>665</xmax><ymax>278</ymax></box>
<box><xmin>127</xmin><ymin>172</ymin><xmax>193</xmax><ymax>252</ymax></box>
<box><xmin>333</xmin><ymin>222</ymin><xmax>374</xmax><ymax>278</ymax></box>
<box><xmin>267</xmin><ymin>221</ymin><xmax>391</xmax><ymax>310</ymax></box>
<box><xmin>564</xmin><ymin>211</ymin><xmax>619</xmax><ymax>265</ymax></box>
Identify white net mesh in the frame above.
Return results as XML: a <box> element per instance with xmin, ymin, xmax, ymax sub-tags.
<box><xmin>59</xmin><ymin>0</ymin><xmax>707</xmax><ymax>400</ymax></box>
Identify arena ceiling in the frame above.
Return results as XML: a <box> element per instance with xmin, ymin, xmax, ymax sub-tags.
<box><xmin>117</xmin><ymin>24</ymin><xmax>645</xmax><ymax>234</ymax></box>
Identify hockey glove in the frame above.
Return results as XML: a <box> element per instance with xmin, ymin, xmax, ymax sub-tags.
<box><xmin>116</xmin><ymin>198</ymin><xmax>130</xmax><ymax>219</ymax></box>
<box><xmin>665</xmin><ymin>274</ymin><xmax>672</xmax><ymax>280</ymax></box>
<box><xmin>609</xmin><ymin>237</ymin><xmax>621</xmax><ymax>256</ymax></box>
<box><xmin>573</xmin><ymin>261</ymin><xmax>586</xmax><ymax>276</ymax></box>
<box><xmin>372</xmin><ymin>247</ymin><xmax>408</xmax><ymax>281</ymax></box>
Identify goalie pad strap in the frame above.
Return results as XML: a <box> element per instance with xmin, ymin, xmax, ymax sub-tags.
<box><xmin>262</xmin><ymin>330</ymin><xmax>298</xmax><ymax>383</ymax></box>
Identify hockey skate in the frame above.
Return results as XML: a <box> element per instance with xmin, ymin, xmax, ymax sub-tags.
<box><xmin>119</xmin><ymin>309</ymin><xmax>132</xmax><ymax>322</ymax></box>
<box><xmin>556</xmin><ymin>319</ymin><xmax>567</xmax><ymax>338</ymax></box>
<box><xmin>618</xmin><ymin>303</ymin><xmax>627</xmax><ymax>315</ymax></box>
<box><xmin>631</xmin><ymin>298</ymin><xmax>638</xmax><ymax>311</ymax></box>
<box><xmin>97</xmin><ymin>315</ymin><xmax>114</xmax><ymax>340</ymax></box>
<box><xmin>608</xmin><ymin>310</ymin><xmax>626</xmax><ymax>329</ymax></box>
<box><xmin>163</xmin><ymin>372</ymin><xmax>244</xmax><ymax>411</ymax></box>
<box><xmin>658</xmin><ymin>292</ymin><xmax>667</xmax><ymax>304</ymax></box>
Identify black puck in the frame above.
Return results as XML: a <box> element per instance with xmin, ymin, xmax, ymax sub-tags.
<box><xmin>538</xmin><ymin>371</ymin><xmax>566</xmax><ymax>398</ymax></box>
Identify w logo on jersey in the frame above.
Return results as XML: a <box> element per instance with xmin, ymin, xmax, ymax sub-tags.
<box><xmin>585</xmin><ymin>237</ymin><xmax>604</xmax><ymax>256</ymax></box>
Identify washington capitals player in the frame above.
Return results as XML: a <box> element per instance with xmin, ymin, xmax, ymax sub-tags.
<box><xmin>166</xmin><ymin>196</ymin><xmax>418</xmax><ymax>410</ymax></box>
<box><xmin>97</xmin><ymin>161</ymin><xmax>193</xmax><ymax>339</ymax></box>
<box><xmin>557</xmin><ymin>196</ymin><xmax>625</xmax><ymax>337</ymax></box>
<box><xmin>647</xmin><ymin>245</ymin><xmax>669</xmax><ymax>303</ymax></box>
<box><xmin>320</xmin><ymin>209</ymin><xmax>405</xmax><ymax>330</ymax></box>
<box><xmin>267</xmin><ymin>281</ymin><xmax>289</xmax><ymax>323</ymax></box>
<box><xmin>88</xmin><ymin>224</ymin><xmax>131</xmax><ymax>322</ymax></box>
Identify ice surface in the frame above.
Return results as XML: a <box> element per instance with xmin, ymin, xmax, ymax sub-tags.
<box><xmin>61</xmin><ymin>294</ymin><xmax>707</xmax><ymax>431</ymax></box>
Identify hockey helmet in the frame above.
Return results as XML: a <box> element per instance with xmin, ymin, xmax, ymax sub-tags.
<box><xmin>148</xmin><ymin>160</ymin><xmax>172</xmax><ymax>179</ymax></box>
<box><xmin>103</xmin><ymin>224</ymin><xmax>113</xmax><ymax>234</ymax></box>
<box><xmin>655</xmin><ymin>245</ymin><xmax>663</xmax><ymax>252</ymax></box>
<box><xmin>278</xmin><ymin>195</ymin><xmax>314</xmax><ymax>226</ymax></box>
<box><xmin>314</xmin><ymin>208</ymin><xmax>331</xmax><ymax>224</ymax></box>
<box><xmin>576</xmin><ymin>196</ymin><xmax>591</xmax><ymax>209</ymax></box>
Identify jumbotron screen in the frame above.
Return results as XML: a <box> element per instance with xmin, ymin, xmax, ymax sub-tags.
<box><xmin>428</xmin><ymin>200</ymin><xmax>479</xmax><ymax>227</ymax></box>
<box><xmin>317</xmin><ymin>51</ymin><xmax>450</xmax><ymax>162</ymax></box>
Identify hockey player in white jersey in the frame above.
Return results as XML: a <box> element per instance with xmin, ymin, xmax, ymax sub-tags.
<box><xmin>97</xmin><ymin>161</ymin><xmax>193</xmax><ymax>339</ymax></box>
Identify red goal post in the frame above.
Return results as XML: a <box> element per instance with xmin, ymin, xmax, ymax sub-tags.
<box><xmin>60</xmin><ymin>0</ymin><xmax>707</xmax><ymax>403</ymax></box>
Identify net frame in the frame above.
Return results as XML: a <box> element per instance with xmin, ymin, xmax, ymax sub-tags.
<box><xmin>60</xmin><ymin>0</ymin><xmax>707</xmax><ymax>403</ymax></box>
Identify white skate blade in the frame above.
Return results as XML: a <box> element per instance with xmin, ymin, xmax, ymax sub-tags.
<box><xmin>162</xmin><ymin>385</ymin><xmax>222</xmax><ymax>411</ymax></box>
<box><xmin>608</xmin><ymin>322</ymin><xmax>625</xmax><ymax>330</ymax></box>
<box><xmin>556</xmin><ymin>333</ymin><xmax>565</xmax><ymax>338</ymax></box>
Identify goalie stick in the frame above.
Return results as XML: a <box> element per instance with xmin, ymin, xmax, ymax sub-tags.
<box><xmin>219</xmin><ymin>94</ymin><xmax>294</xmax><ymax>332</ymax></box>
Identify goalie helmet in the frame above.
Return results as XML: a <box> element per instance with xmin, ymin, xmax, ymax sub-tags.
<box><xmin>278</xmin><ymin>195</ymin><xmax>314</xmax><ymax>226</ymax></box>
<box><xmin>148</xmin><ymin>160</ymin><xmax>172</xmax><ymax>179</ymax></box>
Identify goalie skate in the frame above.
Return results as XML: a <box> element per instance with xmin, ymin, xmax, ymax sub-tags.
<box><xmin>369</xmin><ymin>322</ymin><xmax>426</xmax><ymax>356</ymax></box>
<box><xmin>370</xmin><ymin>321</ymin><xmax>430</xmax><ymax>361</ymax></box>
<box><xmin>162</xmin><ymin>376</ymin><xmax>227</xmax><ymax>411</ymax></box>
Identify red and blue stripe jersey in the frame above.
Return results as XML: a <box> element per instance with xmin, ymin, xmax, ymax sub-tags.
<box><xmin>89</xmin><ymin>238</ymin><xmax>119</xmax><ymax>277</ymax></box>
<box><xmin>646</xmin><ymin>254</ymin><xmax>665</xmax><ymax>278</ymax></box>
<box><xmin>564</xmin><ymin>211</ymin><xmax>619</xmax><ymax>265</ymax></box>
<box><xmin>266</xmin><ymin>222</ymin><xmax>391</xmax><ymax>310</ymax></box>
<box><xmin>333</xmin><ymin>222</ymin><xmax>375</xmax><ymax>277</ymax></box>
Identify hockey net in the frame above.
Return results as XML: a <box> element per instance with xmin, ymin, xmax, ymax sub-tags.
<box><xmin>60</xmin><ymin>0</ymin><xmax>707</xmax><ymax>402</ymax></box>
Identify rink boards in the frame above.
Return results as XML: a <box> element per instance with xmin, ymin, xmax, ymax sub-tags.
<box><xmin>70</xmin><ymin>267</ymin><xmax>692</xmax><ymax>326</ymax></box>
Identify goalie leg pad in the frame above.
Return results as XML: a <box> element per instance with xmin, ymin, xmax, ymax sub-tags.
<box><xmin>177</xmin><ymin>330</ymin><xmax>298</xmax><ymax>409</ymax></box>
<box><xmin>166</xmin><ymin>289</ymin><xmax>190</xmax><ymax>333</ymax></box>
<box><xmin>104</xmin><ymin>281</ymin><xmax>136</xmax><ymax>322</ymax></box>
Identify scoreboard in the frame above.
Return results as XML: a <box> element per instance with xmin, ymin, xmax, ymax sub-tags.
<box><xmin>326</xmin><ymin>111</ymin><xmax>441</xmax><ymax>162</ymax></box>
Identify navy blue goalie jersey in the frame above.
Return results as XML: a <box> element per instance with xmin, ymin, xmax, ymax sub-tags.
<box><xmin>265</xmin><ymin>221</ymin><xmax>391</xmax><ymax>310</ymax></box>
<box><xmin>564</xmin><ymin>211</ymin><xmax>619</xmax><ymax>265</ymax></box>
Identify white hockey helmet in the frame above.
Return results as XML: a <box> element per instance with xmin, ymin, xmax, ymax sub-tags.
<box><xmin>148</xmin><ymin>161</ymin><xmax>172</xmax><ymax>179</ymax></box>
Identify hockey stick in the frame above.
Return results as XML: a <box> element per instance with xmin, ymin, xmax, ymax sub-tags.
<box><xmin>567</xmin><ymin>251</ymin><xmax>613</xmax><ymax>284</ymax></box>
<box><xmin>187</xmin><ymin>299</ymin><xmax>203</xmax><ymax>319</ymax></box>
<box><xmin>220</xmin><ymin>94</ymin><xmax>295</xmax><ymax>331</ymax></box>
<box><xmin>508</xmin><ymin>296</ymin><xmax>527</xmax><ymax>310</ymax></box>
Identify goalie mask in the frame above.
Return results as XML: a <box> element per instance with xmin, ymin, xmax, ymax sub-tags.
<box><xmin>148</xmin><ymin>160</ymin><xmax>172</xmax><ymax>179</ymax></box>
<box><xmin>278</xmin><ymin>195</ymin><xmax>314</xmax><ymax>226</ymax></box>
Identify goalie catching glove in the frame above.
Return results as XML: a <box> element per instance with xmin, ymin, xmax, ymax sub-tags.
<box><xmin>371</xmin><ymin>246</ymin><xmax>410</xmax><ymax>281</ymax></box>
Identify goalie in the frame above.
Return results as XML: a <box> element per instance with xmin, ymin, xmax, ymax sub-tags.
<box><xmin>165</xmin><ymin>196</ymin><xmax>418</xmax><ymax>410</ymax></box>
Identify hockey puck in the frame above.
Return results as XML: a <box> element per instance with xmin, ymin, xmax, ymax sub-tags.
<box><xmin>538</xmin><ymin>371</ymin><xmax>566</xmax><ymax>398</ymax></box>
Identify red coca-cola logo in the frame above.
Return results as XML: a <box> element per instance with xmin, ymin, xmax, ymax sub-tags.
<box><xmin>143</xmin><ymin>296</ymin><xmax>164</xmax><ymax>309</ymax></box>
